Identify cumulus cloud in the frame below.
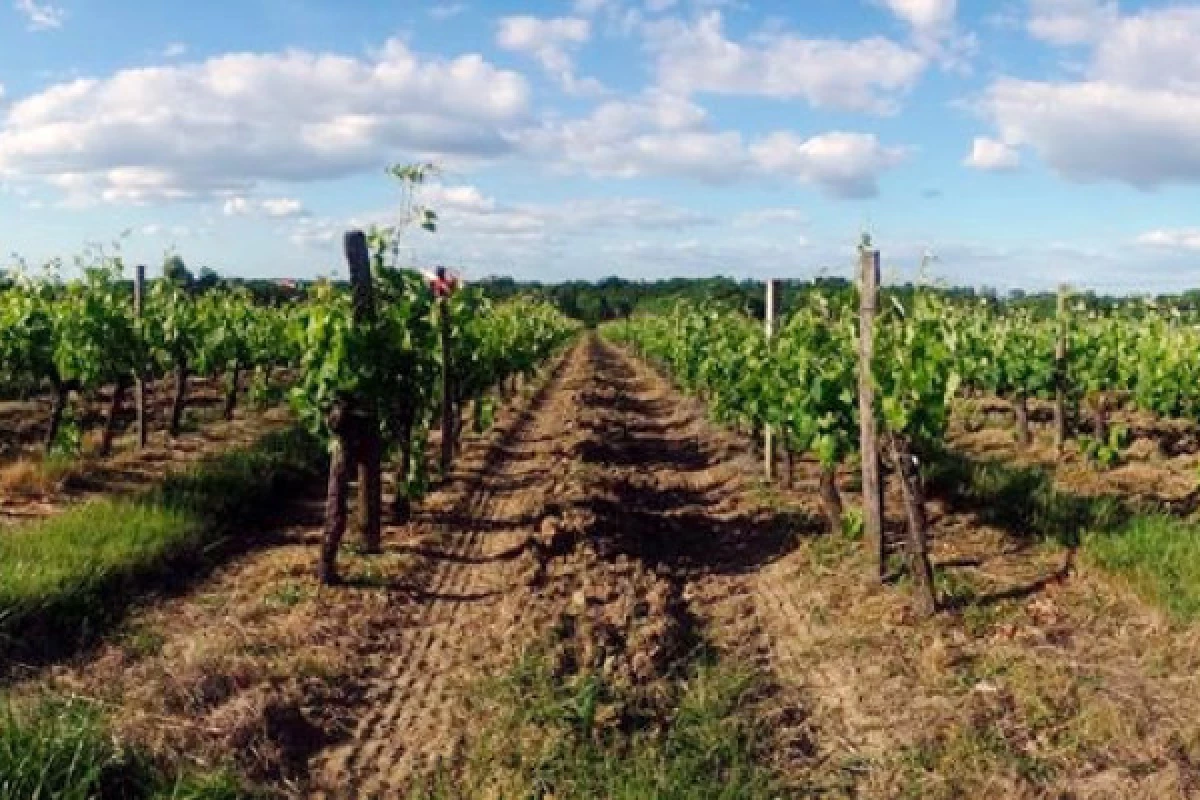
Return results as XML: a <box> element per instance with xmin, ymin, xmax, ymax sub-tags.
<box><xmin>880</xmin><ymin>0</ymin><xmax>956</xmax><ymax>33</ymax></box>
<box><xmin>977</xmin><ymin>6</ymin><xmax>1200</xmax><ymax>188</ymax></box>
<box><xmin>751</xmin><ymin>132</ymin><xmax>908</xmax><ymax>198</ymax></box>
<box><xmin>496</xmin><ymin>15</ymin><xmax>603</xmax><ymax>95</ymax></box>
<box><xmin>0</xmin><ymin>39</ymin><xmax>530</xmax><ymax>203</ymax></box>
<box><xmin>14</xmin><ymin>0</ymin><xmax>65</xmax><ymax>30</ymax></box>
<box><xmin>1027</xmin><ymin>0</ymin><xmax>1116</xmax><ymax>46</ymax></box>
<box><xmin>876</xmin><ymin>0</ymin><xmax>976</xmax><ymax>69</ymax></box>
<box><xmin>520</xmin><ymin>91</ymin><xmax>738</xmax><ymax>182</ymax></box>
<box><xmin>1136</xmin><ymin>229</ymin><xmax>1200</xmax><ymax>251</ymax></box>
<box><xmin>647</xmin><ymin>11</ymin><xmax>927</xmax><ymax>114</ymax></box>
<box><xmin>963</xmin><ymin>136</ymin><xmax>1020</xmax><ymax>171</ymax></box>
<box><xmin>223</xmin><ymin>195</ymin><xmax>308</xmax><ymax>218</ymax></box>
<box><xmin>522</xmin><ymin>91</ymin><xmax>907</xmax><ymax>197</ymax></box>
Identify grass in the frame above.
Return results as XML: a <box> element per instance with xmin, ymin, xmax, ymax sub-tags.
<box><xmin>411</xmin><ymin>649</ymin><xmax>780</xmax><ymax>799</ymax></box>
<box><xmin>927</xmin><ymin>452</ymin><xmax>1127</xmax><ymax>548</ymax></box>
<box><xmin>930</xmin><ymin>450</ymin><xmax>1200</xmax><ymax>621</ymax></box>
<box><xmin>0</xmin><ymin>696</ymin><xmax>255</xmax><ymax>799</ymax></box>
<box><xmin>0</xmin><ymin>453</ymin><xmax>82</xmax><ymax>497</ymax></box>
<box><xmin>0</xmin><ymin>427</ymin><xmax>325</xmax><ymax>663</ymax></box>
<box><xmin>1084</xmin><ymin>515</ymin><xmax>1200</xmax><ymax>621</ymax></box>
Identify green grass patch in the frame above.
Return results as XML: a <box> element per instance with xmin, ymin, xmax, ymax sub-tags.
<box><xmin>1084</xmin><ymin>515</ymin><xmax>1200</xmax><ymax>622</ymax></box>
<box><xmin>0</xmin><ymin>696</ymin><xmax>254</xmax><ymax>799</ymax></box>
<box><xmin>927</xmin><ymin>452</ymin><xmax>1127</xmax><ymax>547</ymax></box>
<box><xmin>411</xmin><ymin>650</ymin><xmax>781</xmax><ymax>799</ymax></box>
<box><xmin>930</xmin><ymin>451</ymin><xmax>1200</xmax><ymax>621</ymax></box>
<box><xmin>0</xmin><ymin>427</ymin><xmax>325</xmax><ymax>664</ymax></box>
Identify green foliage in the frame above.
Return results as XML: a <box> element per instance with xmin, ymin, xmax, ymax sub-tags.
<box><xmin>607</xmin><ymin>288</ymin><xmax>959</xmax><ymax>474</ymax></box>
<box><xmin>1080</xmin><ymin>424</ymin><xmax>1130</xmax><ymax>470</ymax></box>
<box><xmin>289</xmin><ymin>229</ymin><xmax>576</xmax><ymax>505</ymax></box>
<box><xmin>874</xmin><ymin>291</ymin><xmax>961</xmax><ymax>450</ymax></box>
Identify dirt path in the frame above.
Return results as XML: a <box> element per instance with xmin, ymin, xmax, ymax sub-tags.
<box><xmin>304</xmin><ymin>339</ymin><xmax>589</xmax><ymax>797</ymax></box>
<box><xmin>303</xmin><ymin>335</ymin><xmax>808</xmax><ymax>796</ymax></box>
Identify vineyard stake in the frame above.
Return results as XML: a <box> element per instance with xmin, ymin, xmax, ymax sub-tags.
<box><xmin>858</xmin><ymin>242</ymin><xmax>886</xmax><ymax>579</ymax></box>
<box><xmin>1054</xmin><ymin>284</ymin><xmax>1069</xmax><ymax>452</ymax></box>
<box><xmin>764</xmin><ymin>278</ymin><xmax>779</xmax><ymax>482</ymax></box>
<box><xmin>134</xmin><ymin>264</ymin><xmax>147</xmax><ymax>449</ymax></box>
<box><xmin>438</xmin><ymin>270</ymin><xmax>454</xmax><ymax>477</ymax></box>
<box><xmin>345</xmin><ymin>231</ymin><xmax>383</xmax><ymax>554</ymax></box>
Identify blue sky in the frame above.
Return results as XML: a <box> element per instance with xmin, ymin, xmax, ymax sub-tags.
<box><xmin>2</xmin><ymin>0</ymin><xmax>1199</xmax><ymax>291</ymax></box>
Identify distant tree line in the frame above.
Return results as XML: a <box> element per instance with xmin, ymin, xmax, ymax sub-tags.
<box><xmin>474</xmin><ymin>275</ymin><xmax>1200</xmax><ymax>326</ymax></box>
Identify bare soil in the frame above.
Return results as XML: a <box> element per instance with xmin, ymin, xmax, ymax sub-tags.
<box><xmin>13</xmin><ymin>337</ymin><xmax>1200</xmax><ymax>798</ymax></box>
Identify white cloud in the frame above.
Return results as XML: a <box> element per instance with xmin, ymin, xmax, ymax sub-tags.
<box><xmin>429</xmin><ymin>3</ymin><xmax>466</xmax><ymax>20</ymax></box>
<box><xmin>521</xmin><ymin>91</ymin><xmax>737</xmax><ymax>182</ymax></box>
<box><xmin>523</xmin><ymin>91</ymin><xmax>906</xmax><ymax>197</ymax></box>
<box><xmin>980</xmin><ymin>78</ymin><xmax>1200</xmax><ymax>188</ymax></box>
<box><xmin>161</xmin><ymin>42</ymin><xmax>187</xmax><ymax>58</ymax></box>
<box><xmin>260</xmin><ymin>197</ymin><xmax>306</xmax><ymax>218</ymax></box>
<box><xmin>14</xmin><ymin>0</ymin><xmax>65</xmax><ymax>30</ymax></box>
<box><xmin>977</xmin><ymin>6</ymin><xmax>1200</xmax><ymax>188</ymax></box>
<box><xmin>647</xmin><ymin>11</ymin><xmax>927</xmax><ymax>114</ymax></box>
<box><xmin>222</xmin><ymin>196</ymin><xmax>250</xmax><ymax>216</ymax></box>
<box><xmin>750</xmin><ymin>132</ymin><xmax>908</xmax><ymax>198</ymax></box>
<box><xmin>879</xmin><ymin>0</ymin><xmax>956</xmax><ymax>33</ymax></box>
<box><xmin>1027</xmin><ymin>0</ymin><xmax>1117</xmax><ymax>46</ymax></box>
<box><xmin>1136</xmin><ymin>229</ymin><xmax>1200</xmax><ymax>251</ymax></box>
<box><xmin>877</xmin><ymin>0</ymin><xmax>976</xmax><ymax>69</ymax></box>
<box><xmin>496</xmin><ymin>15</ymin><xmax>603</xmax><ymax>95</ymax></box>
<box><xmin>223</xmin><ymin>195</ymin><xmax>308</xmax><ymax>218</ymax></box>
<box><xmin>1091</xmin><ymin>8</ymin><xmax>1200</xmax><ymax>91</ymax></box>
<box><xmin>0</xmin><ymin>40</ymin><xmax>530</xmax><ymax>204</ymax></box>
<box><xmin>287</xmin><ymin>190</ymin><xmax>719</xmax><ymax>258</ymax></box>
<box><xmin>963</xmin><ymin>136</ymin><xmax>1020</xmax><ymax>171</ymax></box>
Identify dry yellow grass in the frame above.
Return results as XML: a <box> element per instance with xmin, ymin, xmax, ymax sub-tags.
<box><xmin>0</xmin><ymin>454</ymin><xmax>82</xmax><ymax>497</ymax></box>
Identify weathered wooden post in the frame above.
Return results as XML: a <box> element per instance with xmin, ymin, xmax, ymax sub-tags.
<box><xmin>345</xmin><ymin>231</ymin><xmax>383</xmax><ymax>555</ymax></box>
<box><xmin>438</xmin><ymin>267</ymin><xmax>455</xmax><ymax>477</ymax></box>
<box><xmin>1053</xmin><ymin>284</ymin><xmax>1069</xmax><ymax>452</ymax></box>
<box><xmin>135</xmin><ymin>264</ymin><xmax>147</xmax><ymax>449</ymax></box>
<box><xmin>858</xmin><ymin>240</ymin><xmax>885</xmax><ymax>579</ymax></box>
<box><xmin>764</xmin><ymin>278</ymin><xmax>779</xmax><ymax>482</ymax></box>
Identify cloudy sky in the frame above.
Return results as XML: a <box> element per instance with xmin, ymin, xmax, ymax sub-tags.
<box><xmin>1</xmin><ymin>0</ymin><xmax>1199</xmax><ymax>291</ymax></box>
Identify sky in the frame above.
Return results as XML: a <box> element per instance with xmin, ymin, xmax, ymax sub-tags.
<box><xmin>1</xmin><ymin>0</ymin><xmax>1200</xmax><ymax>291</ymax></box>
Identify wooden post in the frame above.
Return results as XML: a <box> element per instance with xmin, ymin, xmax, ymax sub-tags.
<box><xmin>1053</xmin><ymin>284</ymin><xmax>1069</xmax><ymax>452</ymax></box>
<box><xmin>439</xmin><ymin>268</ymin><xmax>454</xmax><ymax>477</ymax></box>
<box><xmin>890</xmin><ymin>434</ymin><xmax>938</xmax><ymax>616</ymax></box>
<box><xmin>763</xmin><ymin>279</ymin><xmax>779</xmax><ymax>482</ymax></box>
<box><xmin>858</xmin><ymin>243</ymin><xmax>885</xmax><ymax>578</ymax></box>
<box><xmin>318</xmin><ymin>403</ymin><xmax>353</xmax><ymax>585</ymax></box>
<box><xmin>345</xmin><ymin>231</ymin><xmax>382</xmax><ymax>555</ymax></box>
<box><xmin>134</xmin><ymin>265</ymin><xmax>147</xmax><ymax>449</ymax></box>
